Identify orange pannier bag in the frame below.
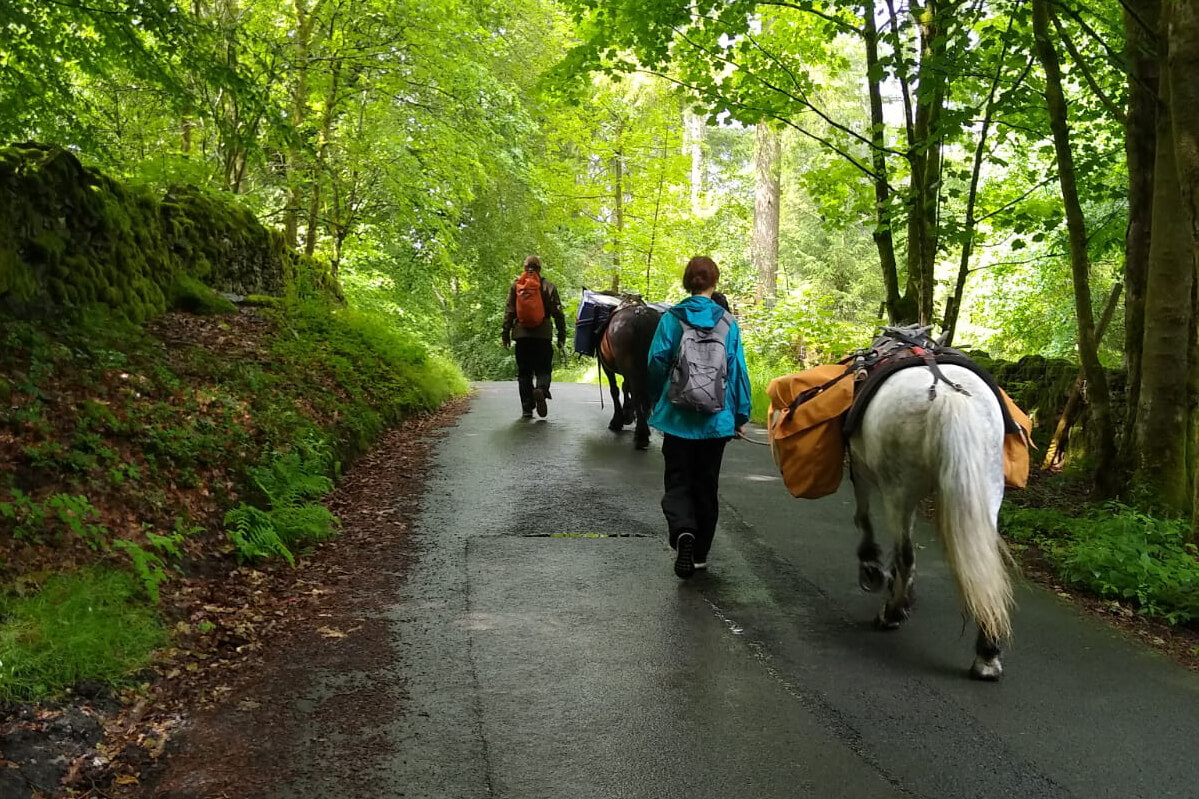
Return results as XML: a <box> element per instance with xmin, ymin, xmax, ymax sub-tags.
<box><xmin>1000</xmin><ymin>389</ymin><xmax>1033</xmax><ymax>490</ymax></box>
<box><xmin>766</xmin><ymin>363</ymin><xmax>855</xmax><ymax>499</ymax></box>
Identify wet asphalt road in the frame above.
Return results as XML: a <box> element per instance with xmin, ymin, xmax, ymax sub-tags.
<box><xmin>283</xmin><ymin>381</ymin><xmax>1199</xmax><ymax>799</ymax></box>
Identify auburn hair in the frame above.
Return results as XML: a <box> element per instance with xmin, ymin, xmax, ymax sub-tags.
<box><xmin>682</xmin><ymin>256</ymin><xmax>719</xmax><ymax>294</ymax></box>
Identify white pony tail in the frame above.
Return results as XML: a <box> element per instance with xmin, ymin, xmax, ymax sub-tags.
<box><xmin>928</xmin><ymin>390</ymin><xmax>1012</xmax><ymax>642</ymax></box>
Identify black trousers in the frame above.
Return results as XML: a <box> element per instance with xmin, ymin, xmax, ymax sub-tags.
<box><xmin>661</xmin><ymin>434</ymin><xmax>729</xmax><ymax>562</ymax></box>
<box><xmin>514</xmin><ymin>338</ymin><xmax>554</xmax><ymax>412</ymax></box>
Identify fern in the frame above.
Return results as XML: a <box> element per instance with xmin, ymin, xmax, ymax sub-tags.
<box><xmin>250</xmin><ymin>453</ymin><xmax>332</xmax><ymax>505</ymax></box>
<box><xmin>46</xmin><ymin>494</ymin><xmax>109</xmax><ymax>550</ymax></box>
<box><xmin>225</xmin><ymin>503</ymin><xmax>297</xmax><ymax>565</ymax></box>
<box><xmin>145</xmin><ymin>530</ymin><xmax>184</xmax><ymax>560</ymax></box>
<box><xmin>110</xmin><ymin>540</ymin><xmax>169</xmax><ymax>603</ymax></box>
<box><xmin>271</xmin><ymin>504</ymin><xmax>338</xmax><ymax>543</ymax></box>
<box><xmin>224</xmin><ymin>435</ymin><xmax>340</xmax><ymax>565</ymax></box>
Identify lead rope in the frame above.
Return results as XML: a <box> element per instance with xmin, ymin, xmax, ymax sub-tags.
<box><xmin>596</xmin><ymin>353</ymin><xmax>605</xmax><ymax>410</ymax></box>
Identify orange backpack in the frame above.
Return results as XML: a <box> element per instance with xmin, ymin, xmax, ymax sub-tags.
<box><xmin>515</xmin><ymin>271</ymin><xmax>546</xmax><ymax>328</ymax></box>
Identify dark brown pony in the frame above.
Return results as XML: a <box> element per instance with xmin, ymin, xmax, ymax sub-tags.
<box><xmin>598</xmin><ymin>300</ymin><xmax>663</xmax><ymax>450</ymax></box>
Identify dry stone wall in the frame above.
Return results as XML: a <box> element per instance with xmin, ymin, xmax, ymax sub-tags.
<box><xmin>0</xmin><ymin>143</ymin><xmax>333</xmax><ymax>321</ymax></box>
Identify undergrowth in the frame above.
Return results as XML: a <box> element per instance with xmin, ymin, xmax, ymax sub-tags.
<box><xmin>1000</xmin><ymin>501</ymin><xmax>1199</xmax><ymax>626</ymax></box>
<box><xmin>225</xmin><ymin>435</ymin><xmax>339</xmax><ymax>564</ymax></box>
<box><xmin>0</xmin><ymin>297</ymin><xmax>467</xmax><ymax>699</ymax></box>
<box><xmin>746</xmin><ymin>351</ymin><xmax>802</xmax><ymax>426</ymax></box>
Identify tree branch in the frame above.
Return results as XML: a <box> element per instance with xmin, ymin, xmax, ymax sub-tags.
<box><xmin>636</xmin><ymin>66</ymin><xmax>891</xmax><ymax>188</ymax></box>
<box><xmin>1051</xmin><ymin>8</ymin><xmax>1126</xmax><ymax>122</ymax></box>
<box><xmin>755</xmin><ymin>0</ymin><xmax>864</xmax><ymax>35</ymax></box>
<box><xmin>672</xmin><ymin>23</ymin><xmax>906</xmax><ymax>158</ymax></box>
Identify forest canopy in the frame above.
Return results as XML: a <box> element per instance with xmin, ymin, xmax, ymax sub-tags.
<box><xmin>5</xmin><ymin>0</ymin><xmax>1199</xmax><ymax>520</ymax></box>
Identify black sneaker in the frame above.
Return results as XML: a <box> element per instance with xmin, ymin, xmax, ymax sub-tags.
<box><xmin>533</xmin><ymin>388</ymin><xmax>548</xmax><ymax>418</ymax></box>
<box><xmin>674</xmin><ymin>532</ymin><xmax>696</xmax><ymax>579</ymax></box>
<box><xmin>521</xmin><ymin>410</ymin><xmax>534</xmax><ymax>419</ymax></box>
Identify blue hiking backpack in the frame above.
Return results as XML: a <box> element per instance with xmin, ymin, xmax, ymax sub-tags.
<box><xmin>668</xmin><ymin>312</ymin><xmax>732</xmax><ymax>414</ymax></box>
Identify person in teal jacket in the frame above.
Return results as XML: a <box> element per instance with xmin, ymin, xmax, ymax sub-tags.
<box><xmin>646</xmin><ymin>255</ymin><xmax>752</xmax><ymax>579</ymax></box>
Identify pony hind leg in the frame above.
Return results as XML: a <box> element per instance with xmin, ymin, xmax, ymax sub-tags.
<box><xmin>622</xmin><ymin>381</ymin><xmax>636</xmax><ymax>425</ymax></box>
<box><xmin>853</xmin><ymin>471</ymin><xmax>886</xmax><ymax>593</ymax></box>
<box><xmin>631</xmin><ymin>379</ymin><xmax>651</xmax><ymax>450</ymax></box>
<box><xmin>604</xmin><ymin>364</ymin><xmax>625</xmax><ymax>432</ymax></box>
<box><xmin>875</xmin><ymin>496</ymin><xmax>917</xmax><ymax>630</ymax></box>
<box><xmin>971</xmin><ymin>629</ymin><xmax>1003</xmax><ymax>681</ymax></box>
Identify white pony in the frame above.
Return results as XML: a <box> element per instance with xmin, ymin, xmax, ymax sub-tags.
<box><xmin>849</xmin><ymin>363</ymin><xmax>1012</xmax><ymax>680</ymax></box>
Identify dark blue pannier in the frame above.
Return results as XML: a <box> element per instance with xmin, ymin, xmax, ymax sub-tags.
<box><xmin>573</xmin><ymin>289</ymin><xmax>622</xmax><ymax>356</ymax></box>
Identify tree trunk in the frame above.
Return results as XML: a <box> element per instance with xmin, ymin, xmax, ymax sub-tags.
<box><xmin>1120</xmin><ymin>0</ymin><xmax>1161</xmax><ymax>470</ymax></box>
<box><xmin>610</xmin><ymin>126</ymin><xmax>624</xmax><ymax>294</ymax></box>
<box><xmin>1032</xmin><ymin>0</ymin><xmax>1119</xmax><ymax>495</ymax></box>
<box><xmin>906</xmin><ymin>0</ymin><xmax>952</xmax><ymax>326</ymax></box>
<box><xmin>752</xmin><ymin>123</ymin><xmax>781</xmax><ymax>309</ymax></box>
<box><xmin>862</xmin><ymin>0</ymin><xmax>910</xmax><ymax>324</ymax></box>
<box><xmin>1132</xmin><ymin>10</ymin><xmax>1195</xmax><ymax>511</ymax></box>
<box><xmin>645</xmin><ymin>121</ymin><xmax>671</xmax><ymax>295</ymax></box>
<box><xmin>305</xmin><ymin>59</ymin><xmax>341</xmax><ymax>257</ymax></box>
<box><xmin>684</xmin><ymin>111</ymin><xmax>704</xmax><ymax>216</ymax></box>
<box><xmin>1167</xmin><ymin>0</ymin><xmax>1199</xmax><ymax>530</ymax></box>
<box><xmin>285</xmin><ymin>0</ymin><xmax>317</xmax><ymax>250</ymax></box>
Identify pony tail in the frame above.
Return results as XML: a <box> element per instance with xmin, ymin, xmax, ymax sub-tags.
<box><xmin>928</xmin><ymin>390</ymin><xmax>1013</xmax><ymax>642</ymax></box>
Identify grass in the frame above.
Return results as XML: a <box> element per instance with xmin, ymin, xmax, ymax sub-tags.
<box><xmin>746</xmin><ymin>352</ymin><xmax>802</xmax><ymax>426</ymax></box>
<box><xmin>0</xmin><ymin>569</ymin><xmax>166</xmax><ymax>702</ymax></box>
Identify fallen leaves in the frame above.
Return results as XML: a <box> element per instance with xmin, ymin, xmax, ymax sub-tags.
<box><xmin>1</xmin><ymin>386</ymin><xmax>470</xmax><ymax>798</ymax></box>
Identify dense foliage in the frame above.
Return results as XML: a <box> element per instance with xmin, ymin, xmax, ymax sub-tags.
<box><xmin>4</xmin><ymin>0</ymin><xmax>1199</xmax><ymax>702</ymax></box>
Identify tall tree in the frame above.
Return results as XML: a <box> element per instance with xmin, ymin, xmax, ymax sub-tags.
<box><xmin>1032</xmin><ymin>0</ymin><xmax>1118</xmax><ymax>494</ymax></box>
<box><xmin>1120</xmin><ymin>0</ymin><xmax>1160</xmax><ymax>466</ymax></box>
<box><xmin>1166</xmin><ymin>0</ymin><xmax>1199</xmax><ymax>527</ymax></box>
<box><xmin>1127</xmin><ymin>0</ymin><xmax>1195</xmax><ymax>510</ymax></box>
<box><xmin>752</xmin><ymin>123</ymin><xmax>781</xmax><ymax>308</ymax></box>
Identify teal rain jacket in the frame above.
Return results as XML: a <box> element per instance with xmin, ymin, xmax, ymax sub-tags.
<box><xmin>646</xmin><ymin>295</ymin><xmax>752</xmax><ymax>439</ymax></box>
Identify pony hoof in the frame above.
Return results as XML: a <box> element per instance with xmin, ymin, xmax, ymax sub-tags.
<box><xmin>859</xmin><ymin>562</ymin><xmax>886</xmax><ymax>592</ymax></box>
<box><xmin>969</xmin><ymin>657</ymin><xmax>1003</xmax><ymax>681</ymax></box>
<box><xmin>873</xmin><ymin>611</ymin><xmax>902</xmax><ymax>631</ymax></box>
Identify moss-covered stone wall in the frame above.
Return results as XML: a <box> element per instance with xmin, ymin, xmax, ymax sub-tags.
<box><xmin>970</xmin><ymin>351</ymin><xmax>1127</xmax><ymax>452</ymax></box>
<box><xmin>0</xmin><ymin>143</ymin><xmax>334</xmax><ymax>322</ymax></box>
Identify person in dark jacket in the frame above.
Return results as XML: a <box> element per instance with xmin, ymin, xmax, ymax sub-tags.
<box><xmin>502</xmin><ymin>255</ymin><xmax>567</xmax><ymax>418</ymax></box>
<box><xmin>646</xmin><ymin>256</ymin><xmax>752</xmax><ymax>578</ymax></box>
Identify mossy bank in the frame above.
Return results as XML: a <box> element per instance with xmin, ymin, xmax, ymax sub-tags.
<box><xmin>0</xmin><ymin>145</ymin><xmax>467</xmax><ymax>709</ymax></box>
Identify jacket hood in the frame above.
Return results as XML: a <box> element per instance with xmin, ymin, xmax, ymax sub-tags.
<box><xmin>670</xmin><ymin>295</ymin><xmax>727</xmax><ymax>329</ymax></box>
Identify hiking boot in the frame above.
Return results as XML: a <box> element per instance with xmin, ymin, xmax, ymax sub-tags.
<box><xmin>533</xmin><ymin>388</ymin><xmax>548</xmax><ymax>418</ymax></box>
<box><xmin>674</xmin><ymin>532</ymin><xmax>696</xmax><ymax>579</ymax></box>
